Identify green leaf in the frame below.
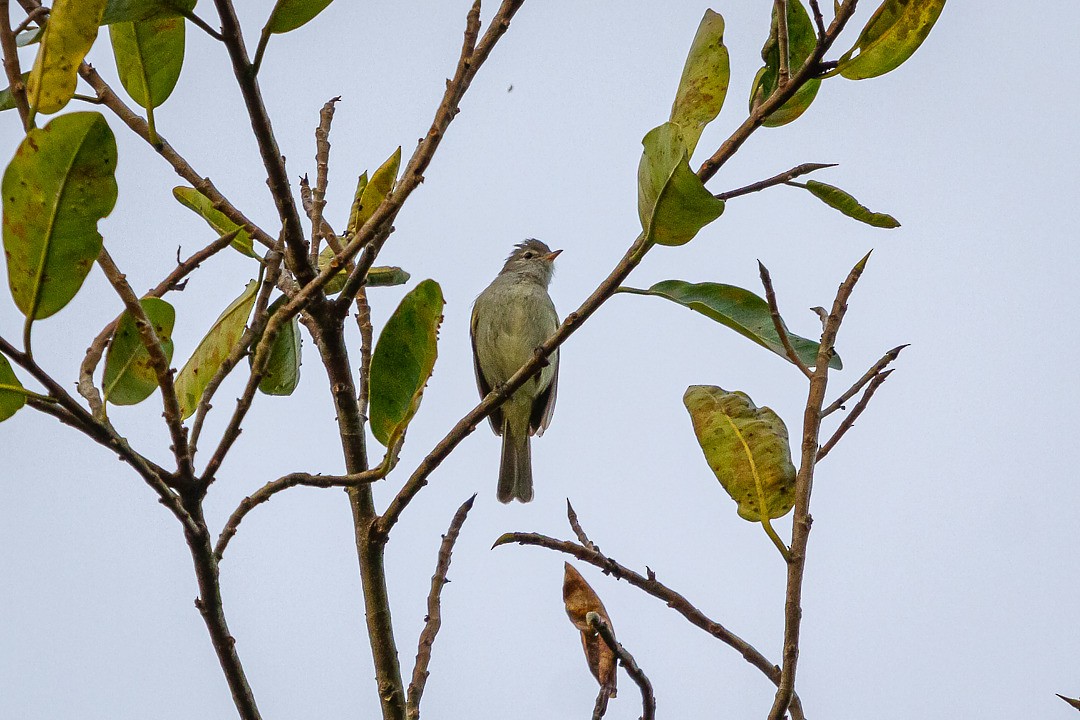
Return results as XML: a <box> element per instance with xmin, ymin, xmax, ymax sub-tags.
<box><xmin>367</xmin><ymin>266</ymin><xmax>411</xmax><ymax>288</ymax></box>
<box><xmin>102</xmin><ymin>0</ymin><xmax>197</xmax><ymax>25</ymax></box>
<box><xmin>0</xmin><ymin>353</ymin><xmax>27</xmax><ymax>422</ymax></box>
<box><xmin>350</xmin><ymin>148</ymin><xmax>400</xmax><ymax>234</ymax></box>
<box><xmin>255</xmin><ymin>295</ymin><xmax>301</xmax><ymax>396</ymax></box>
<box><xmin>618</xmin><ymin>280</ymin><xmax>841</xmax><ymax>369</ymax></box>
<box><xmin>668</xmin><ymin>9</ymin><xmax>729</xmax><ymax>155</ymax></box>
<box><xmin>683</xmin><ymin>385</ymin><xmax>796</xmax><ymax>522</ymax></box>
<box><xmin>265</xmin><ymin>0</ymin><xmax>335</xmax><ymax>34</ymax></box>
<box><xmin>2</xmin><ymin>112</ymin><xmax>118</xmax><ymax>320</ymax></box>
<box><xmin>26</xmin><ymin>0</ymin><xmax>108</xmax><ymax>115</ymax></box>
<box><xmin>837</xmin><ymin>0</ymin><xmax>947</xmax><ymax>80</ymax></box>
<box><xmin>175</xmin><ymin>280</ymin><xmax>258</xmax><ymax>419</ymax></box>
<box><xmin>801</xmin><ymin>180</ymin><xmax>900</xmax><ymax>228</ymax></box>
<box><xmin>369</xmin><ymin>279</ymin><xmax>444</xmax><ymax>447</ymax></box>
<box><xmin>317</xmin><ymin>246</ymin><xmax>411</xmax><ymax>295</ymax></box>
<box><xmin>637</xmin><ymin>122</ymin><xmax>725</xmax><ymax>247</ymax></box>
<box><xmin>0</xmin><ymin>73</ymin><xmax>30</xmax><ymax>112</ymax></box>
<box><xmin>750</xmin><ymin>0</ymin><xmax>820</xmax><ymax>127</ymax></box>
<box><xmin>16</xmin><ymin>26</ymin><xmax>44</xmax><ymax>47</ymax></box>
<box><xmin>109</xmin><ymin>14</ymin><xmax>185</xmax><ymax>110</ymax></box>
<box><xmin>102</xmin><ymin>297</ymin><xmax>176</xmax><ymax>405</ymax></box>
<box><xmin>172</xmin><ymin>186</ymin><xmax>256</xmax><ymax>257</ymax></box>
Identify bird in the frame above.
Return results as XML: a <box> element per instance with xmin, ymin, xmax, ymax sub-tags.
<box><xmin>470</xmin><ymin>239</ymin><xmax>561</xmax><ymax>503</ymax></box>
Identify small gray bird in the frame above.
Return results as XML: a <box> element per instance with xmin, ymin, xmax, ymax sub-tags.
<box><xmin>471</xmin><ymin>239</ymin><xmax>561</xmax><ymax>503</ymax></box>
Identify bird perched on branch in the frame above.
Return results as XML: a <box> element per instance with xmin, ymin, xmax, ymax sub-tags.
<box><xmin>471</xmin><ymin>239</ymin><xmax>561</xmax><ymax>503</ymax></box>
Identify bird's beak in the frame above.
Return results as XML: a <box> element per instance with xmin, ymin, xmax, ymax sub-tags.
<box><xmin>543</xmin><ymin>249</ymin><xmax>563</xmax><ymax>263</ymax></box>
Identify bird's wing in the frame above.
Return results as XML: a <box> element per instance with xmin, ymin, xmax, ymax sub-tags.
<box><xmin>471</xmin><ymin>305</ymin><xmax>504</xmax><ymax>435</ymax></box>
<box><xmin>531</xmin><ymin>348</ymin><xmax>558</xmax><ymax>437</ymax></box>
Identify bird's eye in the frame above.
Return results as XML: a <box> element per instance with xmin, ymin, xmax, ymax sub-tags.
<box><xmin>522</xmin><ymin>251</ymin><xmax>535</xmax><ymax>259</ymax></box>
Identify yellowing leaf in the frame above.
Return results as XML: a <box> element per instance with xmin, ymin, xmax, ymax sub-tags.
<box><xmin>349</xmin><ymin>148</ymin><xmax>400</xmax><ymax>236</ymax></box>
<box><xmin>103</xmin><ymin>297</ymin><xmax>176</xmax><ymax>405</ymax></box>
<box><xmin>637</xmin><ymin>122</ymin><xmax>724</xmax><ymax>247</ymax></box>
<box><xmin>369</xmin><ymin>279</ymin><xmax>443</xmax><ymax>447</ymax></box>
<box><xmin>26</xmin><ymin>0</ymin><xmax>108</xmax><ymax>115</ymax></box>
<box><xmin>669</xmin><ymin>10</ymin><xmax>729</xmax><ymax>154</ymax></box>
<box><xmin>684</xmin><ymin>385</ymin><xmax>796</xmax><ymax>523</ymax></box>
<box><xmin>175</xmin><ymin>280</ymin><xmax>258</xmax><ymax>419</ymax></box>
<box><xmin>2</xmin><ymin>112</ymin><xmax>117</xmax><ymax>320</ymax></box>
<box><xmin>172</xmin><ymin>186</ymin><xmax>256</xmax><ymax>257</ymax></box>
<box><xmin>563</xmin><ymin>563</ymin><xmax>617</xmax><ymax>696</ymax></box>
<box><xmin>838</xmin><ymin>0</ymin><xmax>947</xmax><ymax>80</ymax></box>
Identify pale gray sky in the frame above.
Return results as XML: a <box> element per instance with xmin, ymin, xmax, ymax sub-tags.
<box><xmin>2</xmin><ymin>2</ymin><xmax>1078</xmax><ymax>719</ymax></box>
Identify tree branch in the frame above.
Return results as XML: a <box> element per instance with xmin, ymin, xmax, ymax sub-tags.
<box><xmin>405</xmin><ymin>495</ymin><xmax>476</xmax><ymax>720</ymax></box>
<box><xmin>493</xmin><ymin>531</ymin><xmax>804</xmax><ymax>720</ymax></box>
<box><xmin>96</xmin><ymin>248</ymin><xmax>195</xmax><ymax>483</ymax></box>
<box><xmin>714</xmin><ymin>162</ymin><xmax>835</xmax><ymax>201</ymax></box>
<box><xmin>0</xmin><ymin>0</ymin><xmax>31</xmax><ymax>129</ymax></box>
<box><xmin>215</xmin><ymin>468</ymin><xmax>388</xmax><ymax>560</ymax></box>
<box><xmin>77</xmin><ymin>230</ymin><xmax>240</xmax><ymax>421</ymax></box>
<box><xmin>697</xmin><ymin>0</ymin><xmax>860</xmax><ymax>183</ymax></box>
<box><xmin>75</xmin><ymin>62</ymin><xmax>278</xmax><ymax>252</ymax></box>
<box><xmin>211</xmin><ymin>0</ymin><xmax>315</xmax><ymax>286</ymax></box>
<box><xmin>767</xmin><ymin>250</ymin><xmax>870</xmax><ymax>720</ymax></box>
<box><xmin>817</xmin><ymin>369</ymin><xmax>892</xmax><ymax>461</ymax></box>
<box><xmin>774</xmin><ymin>0</ymin><xmax>790</xmax><ymax>84</ymax></box>
<box><xmin>0</xmin><ymin>336</ymin><xmax>196</xmax><ymax>535</ymax></box>
<box><xmin>587</xmin><ymin>613</ymin><xmax>655</xmax><ymax>720</ymax></box>
<box><xmin>309</xmin><ymin>96</ymin><xmax>339</xmax><ymax>265</ymax></box>
<box><xmin>822</xmin><ymin>344</ymin><xmax>907</xmax><ymax>416</ymax></box>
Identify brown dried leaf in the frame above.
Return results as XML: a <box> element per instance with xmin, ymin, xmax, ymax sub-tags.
<box><xmin>563</xmin><ymin>562</ymin><xmax>617</xmax><ymax>696</ymax></box>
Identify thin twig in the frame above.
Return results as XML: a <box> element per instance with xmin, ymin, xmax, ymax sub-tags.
<box><xmin>355</xmin><ymin>287</ymin><xmax>373</xmax><ymax>416</ymax></box>
<box><xmin>75</xmin><ymin>62</ymin><xmax>278</xmax><ymax>252</ymax></box>
<box><xmin>808</xmin><ymin>0</ymin><xmax>827</xmax><ymax>38</ymax></box>
<box><xmin>758</xmin><ymin>261</ymin><xmax>812</xmax><ymax>378</ymax></box>
<box><xmin>817</xmin><ymin>369</ymin><xmax>893</xmax><ymax>461</ymax></box>
<box><xmin>309</xmin><ymin>97</ymin><xmax>339</xmax><ymax>266</ymax></box>
<box><xmin>78</xmin><ymin>230</ymin><xmax>241</xmax><ymax>419</ymax></box>
<box><xmin>587</xmin><ymin>613</ymin><xmax>655</xmax><ymax>720</ymax></box>
<box><xmin>822</xmin><ymin>344</ymin><xmax>907</xmax><ymax>416</ymax></box>
<box><xmin>567</xmin><ymin>499</ymin><xmax>598</xmax><ymax>552</ymax></box>
<box><xmin>0</xmin><ymin>0</ymin><xmax>31</xmax><ymax>129</ymax></box>
<box><xmin>592</xmin><ymin>685</ymin><xmax>613</xmax><ymax>720</ymax></box>
<box><xmin>96</xmin><ymin>248</ymin><xmax>195</xmax><ymax>483</ymax></box>
<box><xmin>211</xmin><ymin>0</ymin><xmax>315</xmax><ymax>286</ymax></box>
<box><xmin>214</xmin><ymin>468</ymin><xmax>388</xmax><ymax>559</ymax></box>
<box><xmin>714</xmin><ymin>162</ymin><xmax>836</xmax><ymax>201</ymax></box>
<box><xmin>0</xmin><ymin>336</ymin><xmax>197</xmax><ymax>534</ymax></box>
<box><xmin>188</xmin><ymin>239</ymin><xmax>285</xmax><ymax>460</ymax></box>
<box><xmin>174</xmin><ymin>6</ymin><xmax>223</xmax><ymax>41</ymax></box>
<box><xmin>492</xmin><ymin>532</ymin><xmax>805</xmax><ymax>720</ymax></box>
<box><xmin>12</xmin><ymin>5</ymin><xmax>45</xmax><ymax>35</ymax></box>
<box><xmin>774</xmin><ymin>0</ymin><xmax>790</xmax><ymax>84</ymax></box>
<box><xmin>195</xmin><ymin>237</ymin><xmax>287</xmax><ymax>478</ymax></box>
<box><xmin>697</xmin><ymin>0</ymin><xmax>860</xmax><ymax>183</ymax></box>
<box><xmin>406</xmin><ymin>495</ymin><xmax>477</xmax><ymax>720</ymax></box>
<box><xmin>767</xmin><ymin>250</ymin><xmax>870</xmax><ymax>720</ymax></box>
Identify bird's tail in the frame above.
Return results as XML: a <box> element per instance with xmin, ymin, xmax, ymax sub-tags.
<box><xmin>497</xmin><ymin>426</ymin><xmax>533</xmax><ymax>503</ymax></box>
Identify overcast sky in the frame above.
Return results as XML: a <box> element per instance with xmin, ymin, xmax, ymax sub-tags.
<box><xmin>2</xmin><ymin>2</ymin><xmax>1079</xmax><ymax>719</ymax></box>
